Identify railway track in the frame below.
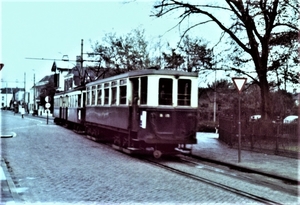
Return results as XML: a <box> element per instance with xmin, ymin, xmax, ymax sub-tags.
<box><xmin>139</xmin><ymin>155</ymin><xmax>298</xmax><ymax>205</ymax></box>
<box><xmin>87</xmin><ymin>136</ymin><xmax>297</xmax><ymax>204</ymax></box>
<box><xmin>180</xmin><ymin>154</ymin><xmax>298</xmax><ymax>194</ymax></box>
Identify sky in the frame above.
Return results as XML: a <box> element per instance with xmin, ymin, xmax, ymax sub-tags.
<box><xmin>1</xmin><ymin>0</ymin><xmax>225</xmax><ymax>91</ymax></box>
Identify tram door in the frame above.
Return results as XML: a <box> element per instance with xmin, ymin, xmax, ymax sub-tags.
<box><xmin>81</xmin><ymin>92</ymin><xmax>86</xmax><ymax>121</ymax></box>
<box><xmin>63</xmin><ymin>96</ymin><xmax>68</xmax><ymax>121</ymax></box>
<box><xmin>82</xmin><ymin>92</ymin><xmax>86</xmax><ymax>107</ymax></box>
<box><xmin>130</xmin><ymin>78</ymin><xmax>140</xmax><ymax>132</ymax></box>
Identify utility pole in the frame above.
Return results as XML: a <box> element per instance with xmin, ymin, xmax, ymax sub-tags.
<box><xmin>81</xmin><ymin>39</ymin><xmax>84</xmax><ymax>82</ymax></box>
<box><xmin>33</xmin><ymin>73</ymin><xmax>36</xmax><ymax>111</ymax></box>
<box><xmin>213</xmin><ymin>69</ymin><xmax>217</xmax><ymax>122</ymax></box>
<box><xmin>24</xmin><ymin>72</ymin><xmax>26</xmax><ymax>107</ymax></box>
<box><xmin>81</xmin><ymin>39</ymin><xmax>83</xmax><ymax>70</ymax></box>
<box><xmin>5</xmin><ymin>81</ymin><xmax>8</xmax><ymax>108</ymax></box>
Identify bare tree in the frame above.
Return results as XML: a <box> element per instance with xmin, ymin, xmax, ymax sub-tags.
<box><xmin>153</xmin><ymin>0</ymin><xmax>299</xmax><ymax>120</ymax></box>
<box><xmin>162</xmin><ymin>48</ymin><xmax>185</xmax><ymax>69</ymax></box>
<box><xmin>92</xmin><ymin>28</ymin><xmax>150</xmax><ymax>73</ymax></box>
<box><xmin>178</xmin><ymin>35</ymin><xmax>214</xmax><ymax>72</ymax></box>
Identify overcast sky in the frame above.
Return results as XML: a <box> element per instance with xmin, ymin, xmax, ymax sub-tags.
<box><xmin>1</xmin><ymin>0</ymin><xmax>227</xmax><ymax>90</ymax></box>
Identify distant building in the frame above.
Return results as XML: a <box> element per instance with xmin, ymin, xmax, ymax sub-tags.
<box><xmin>51</xmin><ymin>61</ymin><xmax>73</xmax><ymax>92</ymax></box>
<box><xmin>29</xmin><ymin>75</ymin><xmax>56</xmax><ymax>114</ymax></box>
<box><xmin>0</xmin><ymin>87</ymin><xmax>14</xmax><ymax>109</ymax></box>
<box><xmin>0</xmin><ymin>87</ymin><xmax>26</xmax><ymax>112</ymax></box>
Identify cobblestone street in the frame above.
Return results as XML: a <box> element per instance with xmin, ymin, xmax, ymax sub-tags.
<box><xmin>1</xmin><ymin>111</ymin><xmax>258</xmax><ymax>204</ymax></box>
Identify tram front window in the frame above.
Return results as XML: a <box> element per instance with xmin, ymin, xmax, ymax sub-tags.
<box><xmin>140</xmin><ymin>77</ymin><xmax>148</xmax><ymax>104</ymax></box>
<box><xmin>178</xmin><ymin>79</ymin><xmax>191</xmax><ymax>106</ymax></box>
<box><xmin>159</xmin><ymin>78</ymin><xmax>172</xmax><ymax>105</ymax></box>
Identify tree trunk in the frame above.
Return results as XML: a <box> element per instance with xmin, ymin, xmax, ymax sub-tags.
<box><xmin>259</xmin><ymin>77</ymin><xmax>272</xmax><ymax>120</ymax></box>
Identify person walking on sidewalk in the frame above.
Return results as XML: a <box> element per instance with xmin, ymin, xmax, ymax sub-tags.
<box><xmin>20</xmin><ymin>107</ymin><xmax>25</xmax><ymax>118</ymax></box>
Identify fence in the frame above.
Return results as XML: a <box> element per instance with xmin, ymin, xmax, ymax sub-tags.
<box><xmin>219</xmin><ymin>117</ymin><xmax>299</xmax><ymax>158</ymax></box>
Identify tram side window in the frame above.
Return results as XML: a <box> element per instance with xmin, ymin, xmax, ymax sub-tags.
<box><xmin>54</xmin><ymin>98</ymin><xmax>58</xmax><ymax>107</ymax></box>
<box><xmin>104</xmin><ymin>83</ymin><xmax>109</xmax><ymax>105</ymax></box>
<box><xmin>71</xmin><ymin>95</ymin><xmax>75</xmax><ymax>107</ymax></box>
<box><xmin>60</xmin><ymin>97</ymin><xmax>63</xmax><ymax>107</ymax></box>
<box><xmin>91</xmin><ymin>86</ymin><xmax>96</xmax><ymax>105</ymax></box>
<box><xmin>140</xmin><ymin>77</ymin><xmax>148</xmax><ymax>104</ymax></box>
<box><xmin>119</xmin><ymin>86</ymin><xmax>127</xmax><ymax>104</ymax></box>
<box><xmin>86</xmin><ymin>87</ymin><xmax>90</xmax><ymax>105</ymax></box>
<box><xmin>111</xmin><ymin>87</ymin><xmax>117</xmax><ymax>105</ymax></box>
<box><xmin>83</xmin><ymin>92</ymin><xmax>86</xmax><ymax>107</ymax></box>
<box><xmin>111</xmin><ymin>81</ymin><xmax>117</xmax><ymax>105</ymax></box>
<box><xmin>78</xmin><ymin>94</ymin><xmax>81</xmax><ymax>107</ymax></box>
<box><xmin>178</xmin><ymin>79</ymin><xmax>191</xmax><ymax>106</ymax></box>
<box><xmin>97</xmin><ymin>85</ymin><xmax>102</xmax><ymax>105</ymax></box>
<box><xmin>65</xmin><ymin>96</ymin><xmax>69</xmax><ymax>107</ymax></box>
<box><xmin>159</xmin><ymin>78</ymin><xmax>173</xmax><ymax>105</ymax></box>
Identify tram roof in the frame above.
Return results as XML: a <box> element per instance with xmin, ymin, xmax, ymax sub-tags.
<box><xmin>86</xmin><ymin>69</ymin><xmax>198</xmax><ymax>86</ymax></box>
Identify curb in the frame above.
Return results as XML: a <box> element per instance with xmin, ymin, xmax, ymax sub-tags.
<box><xmin>190</xmin><ymin>153</ymin><xmax>299</xmax><ymax>185</ymax></box>
<box><xmin>1</xmin><ymin>158</ymin><xmax>22</xmax><ymax>202</ymax></box>
<box><xmin>1</xmin><ymin>132</ymin><xmax>17</xmax><ymax>138</ymax></box>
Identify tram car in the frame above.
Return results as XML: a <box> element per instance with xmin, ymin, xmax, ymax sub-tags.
<box><xmin>53</xmin><ymin>69</ymin><xmax>199</xmax><ymax>158</ymax></box>
<box><xmin>53</xmin><ymin>86</ymin><xmax>86</xmax><ymax>132</ymax></box>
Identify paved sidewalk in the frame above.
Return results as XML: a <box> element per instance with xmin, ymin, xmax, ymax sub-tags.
<box><xmin>192</xmin><ymin>132</ymin><xmax>300</xmax><ymax>183</ymax></box>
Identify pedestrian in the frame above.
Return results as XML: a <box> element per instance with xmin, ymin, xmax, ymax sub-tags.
<box><xmin>20</xmin><ymin>107</ymin><xmax>25</xmax><ymax>118</ymax></box>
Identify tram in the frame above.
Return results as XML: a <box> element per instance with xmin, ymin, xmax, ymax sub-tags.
<box><xmin>53</xmin><ymin>69</ymin><xmax>198</xmax><ymax>158</ymax></box>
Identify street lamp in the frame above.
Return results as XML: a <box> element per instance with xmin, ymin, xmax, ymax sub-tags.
<box><xmin>232</xmin><ymin>77</ymin><xmax>247</xmax><ymax>163</ymax></box>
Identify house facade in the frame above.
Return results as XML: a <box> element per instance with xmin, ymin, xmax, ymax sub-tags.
<box><xmin>0</xmin><ymin>87</ymin><xmax>14</xmax><ymax>109</ymax></box>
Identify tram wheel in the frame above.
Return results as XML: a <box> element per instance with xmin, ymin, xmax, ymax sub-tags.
<box><xmin>153</xmin><ymin>150</ymin><xmax>162</xmax><ymax>159</ymax></box>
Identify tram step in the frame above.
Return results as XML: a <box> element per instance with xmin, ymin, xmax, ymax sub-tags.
<box><xmin>86</xmin><ymin>135</ymin><xmax>100</xmax><ymax>142</ymax></box>
<box><xmin>126</xmin><ymin>147</ymin><xmax>141</xmax><ymax>151</ymax></box>
<box><xmin>122</xmin><ymin>147</ymin><xmax>142</xmax><ymax>155</ymax></box>
<box><xmin>112</xmin><ymin>144</ymin><xmax>122</xmax><ymax>151</ymax></box>
<box><xmin>73</xmin><ymin>130</ymin><xmax>86</xmax><ymax>135</ymax></box>
<box><xmin>175</xmin><ymin>147</ymin><xmax>192</xmax><ymax>154</ymax></box>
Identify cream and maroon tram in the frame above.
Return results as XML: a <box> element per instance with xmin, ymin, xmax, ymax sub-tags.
<box><xmin>53</xmin><ymin>69</ymin><xmax>198</xmax><ymax>158</ymax></box>
<box><xmin>85</xmin><ymin>69</ymin><xmax>198</xmax><ymax>158</ymax></box>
